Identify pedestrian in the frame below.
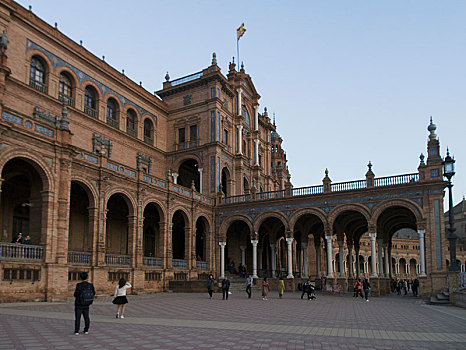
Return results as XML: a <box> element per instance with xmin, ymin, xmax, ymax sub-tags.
<box><xmin>278</xmin><ymin>277</ymin><xmax>285</xmax><ymax>299</ymax></box>
<box><xmin>207</xmin><ymin>274</ymin><xmax>215</xmax><ymax>299</ymax></box>
<box><xmin>73</xmin><ymin>272</ymin><xmax>95</xmax><ymax>335</ymax></box>
<box><xmin>12</xmin><ymin>232</ymin><xmax>22</xmax><ymax>244</ymax></box>
<box><xmin>412</xmin><ymin>278</ymin><xmax>419</xmax><ymax>297</ymax></box>
<box><xmin>261</xmin><ymin>277</ymin><xmax>270</xmax><ymax>300</ymax></box>
<box><xmin>245</xmin><ymin>274</ymin><xmax>253</xmax><ymax>298</ymax></box>
<box><xmin>301</xmin><ymin>280</ymin><xmax>310</xmax><ymax>299</ymax></box>
<box><xmin>354</xmin><ymin>279</ymin><xmax>363</xmax><ymax>299</ymax></box>
<box><xmin>23</xmin><ymin>235</ymin><xmax>31</xmax><ymax>245</ymax></box>
<box><xmin>362</xmin><ymin>278</ymin><xmax>371</xmax><ymax>302</ymax></box>
<box><xmin>396</xmin><ymin>280</ymin><xmax>402</xmax><ymax>295</ymax></box>
<box><xmin>308</xmin><ymin>283</ymin><xmax>316</xmax><ymax>300</ymax></box>
<box><xmin>403</xmin><ymin>280</ymin><xmax>408</xmax><ymax>295</ymax></box>
<box><xmin>222</xmin><ymin>276</ymin><xmax>230</xmax><ymax>300</ymax></box>
<box><xmin>112</xmin><ymin>278</ymin><xmax>131</xmax><ymax>318</ymax></box>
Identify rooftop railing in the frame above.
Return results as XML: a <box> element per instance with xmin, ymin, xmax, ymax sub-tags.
<box><xmin>170</xmin><ymin>72</ymin><xmax>203</xmax><ymax>87</ymax></box>
<box><xmin>220</xmin><ymin>172</ymin><xmax>421</xmax><ymax>205</ymax></box>
<box><xmin>143</xmin><ymin>256</ymin><xmax>162</xmax><ymax>268</ymax></box>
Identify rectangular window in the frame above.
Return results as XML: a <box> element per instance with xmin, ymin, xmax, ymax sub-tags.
<box><xmin>210</xmin><ymin>112</ymin><xmax>215</xmax><ymax>141</ymax></box>
<box><xmin>430</xmin><ymin>169</ymin><xmax>440</xmax><ymax>177</ymax></box>
<box><xmin>179</xmin><ymin>128</ymin><xmax>185</xmax><ymax>143</ymax></box>
<box><xmin>217</xmin><ymin>88</ymin><xmax>220</xmax><ymax>97</ymax></box>
<box><xmin>223</xmin><ymin>129</ymin><xmax>228</xmax><ymax>145</ymax></box>
<box><xmin>190</xmin><ymin>125</ymin><xmax>197</xmax><ymax>141</ymax></box>
<box><xmin>211</xmin><ymin>88</ymin><xmax>215</xmax><ymax>98</ymax></box>
<box><xmin>258</xmin><ymin>154</ymin><xmax>262</xmax><ymax>166</ymax></box>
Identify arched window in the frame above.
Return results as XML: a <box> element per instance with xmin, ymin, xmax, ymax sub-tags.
<box><xmin>59</xmin><ymin>72</ymin><xmax>74</xmax><ymax>106</ymax></box>
<box><xmin>29</xmin><ymin>56</ymin><xmax>47</xmax><ymax>93</ymax></box>
<box><xmin>106</xmin><ymin>98</ymin><xmax>119</xmax><ymax>128</ymax></box>
<box><xmin>84</xmin><ymin>86</ymin><xmax>98</xmax><ymax>117</ymax></box>
<box><xmin>241</xmin><ymin>105</ymin><xmax>250</xmax><ymax>126</ymax></box>
<box><xmin>126</xmin><ymin>109</ymin><xmax>137</xmax><ymax>137</ymax></box>
<box><xmin>144</xmin><ymin>118</ymin><xmax>154</xmax><ymax>145</ymax></box>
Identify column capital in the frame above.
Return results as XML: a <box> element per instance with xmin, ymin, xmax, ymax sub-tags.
<box><xmin>325</xmin><ymin>235</ymin><xmax>333</xmax><ymax>243</ymax></box>
<box><xmin>270</xmin><ymin>243</ymin><xmax>276</xmax><ymax>250</ymax></box>
<box><xmin>301</xmin><ymin>242</ymin><xmax>308</xmax><ymax>249</ymax></box>
<box><xmin>286</xmin><ymin>237</ymin><xmax>293</xmax><ymax>244</ymax></box>
<box><xmin>368</xmin><ymin>233</ymin><xmax>377</xmax><ymax>240</ymax></box>
<box><xmin>337</xmin><ymin>240</ymin><xmax>344</xmax><ymax>247</ymax></box>
<box><xmin>251</xmin><ymin>239</ymin><xmax>258</xmax><ymax>246</ymax></box>
<box><xmin>417</xmin><ymin>229</ymin><xmax>425</xmax><ymax>238</ymax></box>
<box><xmin>198</xmin><ymin>167</ymin><xmax>203</xmax><ymax>172</ymax></box>
<box><xmin>240</xmin><ymin>245</ymin><xmax>246</xmax><ymax>251</ymax></box>
<box><xmin>237</xmin><ymin>124</ymin><xmax>243</xmax><ymax>130</ymax></box>
<box><xmin>219</xmin><ymin>241</ymin><xmax>226</xmax><ymax>248</ymax></box>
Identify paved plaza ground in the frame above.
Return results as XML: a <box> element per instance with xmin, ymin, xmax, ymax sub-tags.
<box><xmin>0</xmin><ymin>291</ymin><xmax>465</xmax><ymax>350</ymax></box>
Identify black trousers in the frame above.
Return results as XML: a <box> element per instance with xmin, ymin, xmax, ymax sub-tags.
<box><xmin>208</xmin><ymin>290</ymin><xmax>213</xmax><ymax>298</ymax></box>
<box><xmin>222</xmin><ymin>288</ymin><xmax>229</xmax><ymax>299</ymax></box>
<box><xmin>74</xmin><ymin>306</ymin><xmax>90</xmax><ymax>333</ymax></box>
<box><xmin>246</xmin><ymin>285</ymin><xmax>252</xmax><ymax>298</ymax></box>
<box><xmin>364</xmin><ymin>289</ymin><xmax>370</xmax><ymax>300</ymax></box>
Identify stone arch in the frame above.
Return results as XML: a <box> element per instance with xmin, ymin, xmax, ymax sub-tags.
<box><xmin>170</xmin><ymin>206</ymin><xmax>191</xmax><ymax>228</ymax></box>
<box><xmin>104</xmin><ymin>188</ymin><xmax>136</xmax><ymax>216</ymax></box>
<box><xmin>289</xmin><ymin>208</ymin><xmax>329</xmax><ymax>232</ymax></box>
<box><xmin>172</xmin><ymin>154</ymin><xmax>203</xmax><ymax>171</ymax></box>
<box><xmin>56</xmin><ymin>66</ymin><xmax>80</xmax><ymax>89</ymax></box>
<box><xmin>25</xmin><ymin>49</ymin><xmax>54</xmax><ymax>80</ymax></box>
<box><xmin>82</xmin><ymin>80</ymin><xmax>103</xmax><ymax>101</ymax></box>
<box><xmin>70</xmin><ymin>176</ymin><xmax>98</xmax><ymax>209</ymax></box>
<box><xmin>195</xmin><ymin>215</ymin><xmax>210</xmax><ymax>262</ymax></box>
<box><xmin>253</xmin><ymin>211</ymin><xmax>290</xmax><ymax>234</ymax></box>
<box><xmin>141</xmin><ymin>197</ymin><xmax>167</xmax><ymax>222</ymax></box>
<box><xmin>219</xmin><ymin>215</ymin><xmax>253</xmax><ymax>241</ymax></box>
<box><xmin>371</xmin><ymin>199</ymin><xmax>424</xmax><ymax>228</ymax></box>
<box><xmin>0</xmin><ymin>147</ymin><xmax>55</xmax><ymax>192</ymax></box>
<box><xmin>142</xmin><ymin>113</ymin><xmax>157</xmax><ymax>126</ymax></box>
<box><xmin>328</xmin><ymin>203</ymin><xmax>371</xmax><ymax>230</ymax></box>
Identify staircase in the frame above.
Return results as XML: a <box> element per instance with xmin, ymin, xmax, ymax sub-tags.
<box><xmin>429</xmin><ymin>291</ymin><xmax>450</xmax><ymax>305</ymax></box>
<box><xmin>225</xmin><ymin>275</ymin><xmax>261</xmax><ymax>293</ymax></box>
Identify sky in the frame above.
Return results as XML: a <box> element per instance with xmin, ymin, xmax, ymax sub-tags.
<box><xmin>17</xmin><ymin>0</ymin><xmax>466</xmax><ymax>206</ymax></box>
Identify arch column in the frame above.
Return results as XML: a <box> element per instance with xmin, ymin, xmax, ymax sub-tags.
<box><xmin>270</xmin><ymin>243</ymin><xmax>277</xmax><ymax>277</ymax></box>
<box><xmin>383</xmin><ymin>244</ymin><xmax>389</xmax><ymax>278</ymax></box>
<box><xmin>286</xmin><ymin>237</ymin><xmax>294</xmax><ymax>278</ymax></box>
<box><xmin>251</xmin><ymin>238</ymin><xmax>258</xmax><ymax>278</ymax></box>
<box><xmin>369</xmin><ymin>233</ymin><xmax>378</xmax><ymax>277</ymax></box>
<box><xmin>325</xmin><ymin>235</ymin><xmax>334</xmax><ymax>278</ymax></box>
<box><xmin>127</xmin><ymin>215</ymin><xmax>138</xmax><ymax>268</ymax></box>
<box><xmin>88</xmin><ymin>207</ymin><xmax>99</xmax><ymax>266</ymax></box>
<box><xmin>418</xmin><ymin>229</ymin><xmax>427</xmax><ymax>277</ymax></box>
<box><xmin>41</xmin><ymin>190</ymin><xmax>55</xmax><ymax>264</ymax></box>
<box><xmin>337</xmin><ymin>240</ymin><xmax>344</xmax><ymax>278</ymax></box>
<box><xmin>355</xmin><ymin>243</ymin><xmax>360</xmax><ymax>279</ymax></box>
<box><xmin>347</xmin><ymin>243</ymin><xmax>354</xmax><ymax>278</ymax></box>
<box><xmin>198</xmin><ymin>168</ymin><xmax>203</xmax><ymax>194</ymax></box>
<box><xmin>240</xmin><ymin>245</ymin><xmax>246</xmax><ymax>266</ymax></box>
<box><xmin>301</xmin><ymin>243</ymin><xmax>308</xmax><ymax>278</ymax></box>
<box><xmin>219</xmin><ymin>241</ymin><xmax>226</xmax><ymax>278</ymax></box>
<box><xmin>315</xmin><ymin>243</ymin><xmax>322</xmax><ymax>279</ymax></box>
<box><xmin>258</xmin><ymin>247</ymin><xmax>263</xmax><ymax>270</ymax></box>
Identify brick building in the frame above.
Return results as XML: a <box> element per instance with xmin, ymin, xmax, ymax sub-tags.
<box><xmin>0</xmin><ymin>0</ymin><xmax>458</xmax><ymax>301</ymax></box>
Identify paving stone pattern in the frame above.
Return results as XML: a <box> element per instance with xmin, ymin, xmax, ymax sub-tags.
<box><xmin>1</xmin><ymin>292</ymin><xmax>465</xmax><ymax>350</ymax></box>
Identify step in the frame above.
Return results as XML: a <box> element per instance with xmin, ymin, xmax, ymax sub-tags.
<box><xmin>430</xmin><ymin>296</ymin><xmax>450</xmax><ymax>305</ymax></box>
<box><xmin>443</xmin><ymin>291</ymin><xmax>450</xmax><ymax>297</ymax></box>
<box><xmin>436</xmin><ymin>293</ymin><xmax>449</xmax><ymax>301</ymax></box>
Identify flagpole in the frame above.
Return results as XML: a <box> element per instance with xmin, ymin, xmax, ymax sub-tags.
<box><xmin>237</xmin><ymin>38</ymin><xmax>239</xmax><ymax>70</ymax></box>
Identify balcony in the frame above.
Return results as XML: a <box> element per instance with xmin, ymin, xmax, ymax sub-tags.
<box><xmin>0</xmin><ymin>242</ymin><xmax>43</xmax><ymax>261</ymax></box>
<box><xmin>196</xmin><ymin>261</ymin><xmax>208</xmax><ymax>270</ymax></box>
<box><xmin>29</xmin><ymin>79</ymin><xmax>48</xmax><ymax>94</ymax></box>
<box><xmin>174</xmin><ymin>140</ymin><xmax>199</xmax><ymax>151</ymax></box>
<box><xmin>127</xmin><ymin>129</ymin><xmax>137</xmax><ymax>138</ymax></box>
<box><xmin>84</xmin><ymin>106</ymin><xmax>98</xmax><ymax>118</ymax></box>
<box><xmin>105</xmin><ymin>254</ymin><xmax>131</xmax><ymax>267</ymax></box>
<box><xmin>58</xmin><ymin>93</ymin><xmax>75</xmax><ymax>107</ymax></box>
<box><xmin>107</xmin><ymin>118</ymin><xmax>119</xmax><ymax>129</ymax></box>
<box><xmin>143</xmin><ymin>256</ymin><xmax>162</xmax><ymax>268</ymax></box>
<box><xmin>144</xmin><ymin>136</ymin><xmax>154</xmax><ymax>145</ymax></box>
<box><xmin>172</xmin><ymin>259</ymin><xmax>188</xmax><ymax>269</ymax></box>
<box><xmin>68</xmin><ymin>251</ymin><xmax>91</xmax><ymax>265</ymax></box>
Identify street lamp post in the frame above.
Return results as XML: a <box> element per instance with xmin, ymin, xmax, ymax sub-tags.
<box><xmin>443</xmin><ymin>149</ymin><xmax>459</xmax><ymax>272</ymax></box>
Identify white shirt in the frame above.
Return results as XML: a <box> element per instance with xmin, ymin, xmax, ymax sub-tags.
<box><xmin>114</xmin><ymin>283</ymin><xmax>132</xmax><ymax>297</ymax></box>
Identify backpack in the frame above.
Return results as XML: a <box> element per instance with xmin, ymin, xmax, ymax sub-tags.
<box><xmin>80</xmin><ymin>283</ymin><xmax>94</xmax><ymax>306</ymax></box>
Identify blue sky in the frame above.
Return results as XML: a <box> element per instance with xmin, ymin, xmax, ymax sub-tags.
<box><xmin>18</xmin><ymin>0</ymin><xmax>466</xmax><ymax>205</ymax></box>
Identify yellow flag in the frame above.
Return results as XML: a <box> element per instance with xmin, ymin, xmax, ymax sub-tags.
<box><xmin>237</xmin><ymin>23</ymin><xmax>246</xmax><ymax>40</ymax></box>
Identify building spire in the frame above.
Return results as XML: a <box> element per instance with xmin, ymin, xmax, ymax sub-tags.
<box><xmin>273</xmin><ymin>112</ymin><xmax>276</xmax><ymax>126</ymax></box>
<box><xmin>428</xmin><ymin>116</ymin><xmax>437</xmax><ymax>140</ymax></box>
<box><xmin>211</xmin><ymin>52</ymin><xmax>217</xmax><ymax>66</ymax></box>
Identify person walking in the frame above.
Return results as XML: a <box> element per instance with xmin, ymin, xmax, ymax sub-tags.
<box><xmin>278</xmin><ymin>277</ymin><xmax>285</xmax><ymax>299</ymax></box>
<box><xmin>112</xmin><ymin>278</ymin><xmax>132</xmax><ymax>318</ymax></box>
<box><xmin>354</xmin><ymin>279</ymin><xmax>363</xmax><ymax>299</ymax></box>
<box><xmin>261</xmin><ymin>277</ymin><xmax>270</xmax><ymax>300</ymax></box>
<box><xmin>362</xmin><ymin>278</ymin><xmax>371</xmax><ymax>302</ymax></box>
<box><xmin>301</xmin><ymin>280</ymin><xmax>310</xmax><ymax>299</ymax></box>
<box><xmin>207</xmin><ymin>274</ymin><xmax>215</xmax><ymax>299</ymax></box>
<box><xmin>403</xmin><ymin>280</ymin><xmax>408</xmax><ymax>295</ymax></box>
<box><xmin>412</xmin><ymin>278</ymin><xmax>419</xmax><ymax>297</ymax></box>
<box><xmin>245</xmin><ymin>274</ymin><xmax>253</xmax><ymax>299</ymax></box>
<box><xmin>73</xmin><ymin>272</ymin><xmax>95</xmax><ymax>335</ymax></box>
<box><xmin>222</xmin><ymin>276</ymin><xmax>230</xmax><ymax>300</ymax></box>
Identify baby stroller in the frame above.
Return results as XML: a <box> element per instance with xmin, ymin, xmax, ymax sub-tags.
<box><xmin>308</xmin><ymin>284</ymin><xmax>316</xmax><ymax>300</ymax></box>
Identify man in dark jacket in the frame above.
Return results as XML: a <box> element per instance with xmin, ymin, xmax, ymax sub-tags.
<box><xmin>362</xmin><ymin>279</ymin><xmax>371</xmax><ymax>302</ymax></box>
<box><xmin>222</xmin><ymin>276</ymin><xmax>231</xmax><ymax>300</ymax></box>
<box><xmin>73</xmin><ymin>272</ymin><xmax>95</xmax><ymax>335</ymax></box>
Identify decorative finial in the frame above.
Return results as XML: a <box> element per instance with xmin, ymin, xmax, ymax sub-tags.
<box><xmin>191</xmin><ymin>180</ymin><xmax>196</xmax><ymax>190</ymax></box>
<box><xmin>273</xmin><ymin>112</ymin><xmax>276</xmax><ymax>125</ymax></box>
<box><xmin>80</xmin><ymin>40</ymin><xmax>82</xmax><ymax>46</ymax></box>
<box><xmin>240</xmin><ymin>61</ymin><xmax>245</xmax><ymax>72</ymax></box>
<box><xmin>428</xmin><ymin>116</ymin><xmax>437</xmax><ymax>140</ymax></box>
<box><xmin>139</xmin><ymin>81</ymin><xmax>142</xmax><ymax>87</ymax></box>
<box><xmin>28</xmin><ymin>5</ymin><xmax>32</xmax><ymax>11</ymax></box>
<box><xmin>54</xmin><ymin>22</ymin><xmax>57</xmax><ymax>29</ymax></box>
<box><xmin>446</xmin><ymin>147</ymin><xmax>450</xmax><ymax>156</ymax></box>
<box><xmin>367</xmin><ymin>161</ymin><xmax>372</xmax><ymax>171</ymax></box>
<box><xmin>102</xmin><ymin>55</ymin><xmax>105</xmax><ymax>61</ymax></box>
<box><xmin>165</xmin><ymin>71</ymin><xmax>170</xmax><ymax>81</ymax></box>
<box><xmin>212</xmin><ymin>52</ymin><xmax>217</xmax><ymax>65</ymax></box>
<box><xmin>325</xmin><ymin>168</ymin><xmax>329</xmax><ymax>177</ymax></box>
<box><xmin>122</xmin><ymin>69</ymin><xmax>125</xmax><ymax>74</ymax></box>
<box><xmin>232</xmin><ymin>56</ymin><xmax>235</xmax><ymax>63</ymax></box>
<box><xmin>60</xmin><ymin>104</ymin><xmax>69</xmax><ymax>130</ymax></box>
<box><xmin>419</xmin><ymin>153</ymin><xmax>425</xmax><ymax>165</ymax></box>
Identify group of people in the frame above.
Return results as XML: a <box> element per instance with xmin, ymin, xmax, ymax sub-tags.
<box><xmin>394</xmin><ymin>278</ymin><xmax>419</xmax><ymax>296</ymax></box>
<box><xmin>73</xmin><ymin>272</ymin><xmax>132</xmax><ymax>335</ymax></box>
<box><xmin>11</xmin><ymin>232</ymin><xmax>31</xmax><ymax>244</ymax></box>
<box><xmin>300</xmin><ymin>280</ymin><xmax>317</xmax><ymax>300</ymax></box>
<box><xmin>353</xmin><ymin>279</ymin><xmax>371</xmax><ymax>301</ymax></box>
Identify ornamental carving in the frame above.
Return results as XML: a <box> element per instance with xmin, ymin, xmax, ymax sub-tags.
<box><xmin>92</xmin><ymin>132</ymin><xmax>112</xmax><ymax>158</ymax></box>
<box><xmin>33</xmin><ymin>106</ymin><xmax>59</xmax><ymax>128</ymax></box>
<box><xmin>137</xmin><ymin>152</ymin><xmax>152</xmax><ymax>174</ymax></box>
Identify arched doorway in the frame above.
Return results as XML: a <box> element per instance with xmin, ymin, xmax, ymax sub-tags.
<box><xmin>409</xmin><ymin>258</ymin><xmax>417</xmax><ymax>277</ymax></box>
<box><xmin>143</xmin><ymin>203</ymin><xmax>162</xmax><ymax>258</ymax></box>
<box><xmin>178</xmin><ymin>159</ymin><xmax>200</xmax><ymax>191</ymax></box>
<box><xmin>195</xmin><ymin>217</ymin><xmax>209</xmax><ymax>262</ymax></box>
<box><xmin>243</xmin><ymin>177</ymin><xmax>250</xmax><ymax>194</ymax></box>
<box><xmin>106</xmin><ymin>194</ymin><xmax>129</xmax><ymax>255</ymax></box>
<box><xmin>221</xmin><ymin>167</ymin><xmax>231</xmax><ymax>197</ymax></box>
<box><xmin>172</xmin><ymin>210</ymin><xmax>187</xmax><ymax>260</ymax></box>
<box><xmin>258</xmin><ymin>217</ymin><xmax>286</xmax><ymax>278</ymax></box>
<box><xmin>68</xmin><ymin>182</ymin><xmax>91</xmax><ymax>252</ymax></box>
<box><xmin>400</xmin><ymin>258</ymin><xmax>407</xmax><ymax>277</ymax></box>
<box><xmin>0</xmin><ymin>158</ymin><xmax>45</xmax><ymax>244</ymax></box>
<box><xmin>226</xmin><ymin>220</ymin><xmax>251</xmax><ymax>275</ymax></box>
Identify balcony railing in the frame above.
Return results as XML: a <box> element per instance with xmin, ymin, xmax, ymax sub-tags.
<box><xmin>223</xmin><ymin>194</ymin><xmax>251</xmax><ymax>204</ymax></box>
<box><xmin>331</xmin><ymin>179</ymin><xmax>367</xmax><ymax>192</ymax></box>
<box><xmin>196</xmin><ymin>261</ymin><xmax>208</xmax><ymax>270</ymax></box>
<box><xmin>144</xmin><ymin>136</ymin><xmax>154</xmax><ymax>145</ymax></box>
<box><xmin>84</xmin><ymin>106</ymin><xmax>98</xmax><ymax>118</ymax></box>
<box><xmin>143</xmin><ymin>256</ymin><xmax>162</xmax><ymax>268</ymax></box>
<box><xmin>127</xmin><ymin>129</ymin><xmax>137</xmax><ymax>137</ymax></box>
<box><xmin>174</xmin><ymin>140</ymin><xmax>199</xmax><ymax>151</ymax></box>
<box><xmin>107</xmin><ymin>118</ymin><xmax>119</xmax><ymax>128</ymax></box>
<box><xmin>374</xmin><ymin>173</ymin><xmax>419</xmax><ymax>187</ymax></box>
<box><xmin>105</xmin><ymin>254</ymin><xmax>131</xmax><ymax>267</ymax></box>
<box><xmin>172</xmin><ymin>259</ymin><xmax>188</xmax><ymax>269</ymax></box>
<box><xmin>256</xmin><ymin>189</ymin><xmax>286</xmax><ymax>201</ymax></box>
<box><xmin>170</xmin><ymin>71</ymin><xmax>203</xmax><ymax>86</ymax></box>
<box><xmin>29</xmin><ymin>79</ymin><xmax>48</xmax><ymax>94</ymax></box>
<box><xmin>68</xmin><ymin>251</ymin><xmax>91</xmax><ymax>265</ymax></box>
<box><xmin>292</xmin><ymin>185</ymin><xmax>323</xmax><ymax>196</ymax></box>
<box><xmin>0</xmin><ymin>243</ymin><xmax>43</xmax><ymax>261</ymax></box>
<box><xmin>58</xmin><ymin>93</ymin><xmax>75</xmax><ymax>107</ymax></box>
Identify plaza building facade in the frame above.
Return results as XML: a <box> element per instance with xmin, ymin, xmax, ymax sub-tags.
<box><xmin>0</xmin><ymin>0</ymin><xmax>458</xmax><ymax>301</ymax></box>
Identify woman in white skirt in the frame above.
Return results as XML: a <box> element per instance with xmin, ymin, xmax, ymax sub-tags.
<box><xmin>112</xmin><ymin>278</ymin><xmax>131</xmax><ymax>318</ymax></box>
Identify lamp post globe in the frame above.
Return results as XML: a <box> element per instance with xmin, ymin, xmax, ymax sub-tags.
<box><xmin>442</xmin><ymin>148</ymin><xmax>458</xmax><ymax>272</ymax></box>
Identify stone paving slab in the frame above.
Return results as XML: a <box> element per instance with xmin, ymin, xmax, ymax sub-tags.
<box><xmin>1</xmin><ymin>292</ymin><xmax>465</xmax><ymax>349</ymax></box>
